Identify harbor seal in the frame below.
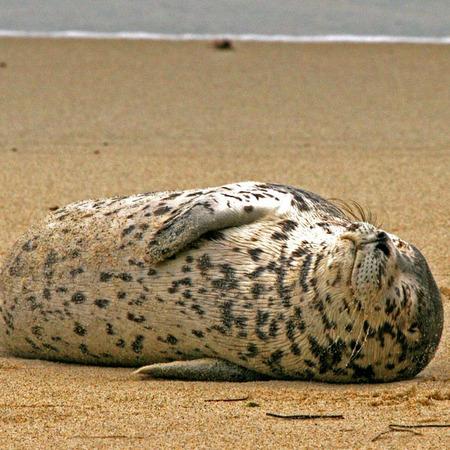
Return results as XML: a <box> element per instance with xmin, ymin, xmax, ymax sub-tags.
<box><xmin>0</xmin><ymin>182</ymin><xmax>443</xmax><ymax>382</ymax></box>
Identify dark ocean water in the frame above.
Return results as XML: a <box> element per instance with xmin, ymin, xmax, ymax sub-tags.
<box><xmin>1</xmin><ymin>0</ymin><xmax>449</xmax><ymax>41</ymax></box>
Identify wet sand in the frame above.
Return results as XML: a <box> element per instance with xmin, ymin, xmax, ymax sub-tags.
<box><xmin>0</xmin><ymin>38</ymin><xmax>448</xmax><ymax>448</ymax></box>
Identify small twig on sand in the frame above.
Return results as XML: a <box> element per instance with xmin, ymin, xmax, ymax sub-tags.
<box><xmin>204</xmin><ymin>395</ymin><xmax>249</xmax><ymax>402</ymax></box>
<box><xmin>372</xmin><ymin>423</ymin><xmax>450</xmax><ymax>442</ymax></box>
<box><xmin>71</xmin><ymin>435</ymin><xmax>145</xmax><ymax>440</ymax></box>
<box><xmin>266</xmin><ymin>412</ymin><xmax>344</xmax><ymax>420</ymax></box>
<box><xmin>389</xmin><ymin>423</ymin><xmax>450</xmax><ymax>429</ymax></box>
<box><xmin>372</xmin><ymin>427</ymin><xmax>422</xmax><ymax>442</ymax></box>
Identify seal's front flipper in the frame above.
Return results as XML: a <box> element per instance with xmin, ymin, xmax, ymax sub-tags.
<box><xmin>145</xmin><ymin>182</ymin><xmax>292</xmax><ymax>264</ymax></box>
<box><xmin>134</xmin><ymin>358</ymin><xmax>270</xmax><ymax>381</ymax></box>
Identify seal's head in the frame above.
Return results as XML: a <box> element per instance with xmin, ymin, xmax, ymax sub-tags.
<box><xmin>324</xmin><ymin>221</ymin><xmax>443</xmax><ymax>381</ymax></box>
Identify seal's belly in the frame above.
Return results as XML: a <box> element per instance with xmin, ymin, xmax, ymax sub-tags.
<box><xmin>0</xmin><ymin>234</ymin><xmax>237</xmax><ymax>366</ymax></box>
<box><xmin>0</xmin><ymin>205</ymin><xmax>288</xmax><ymax>367</ymax></box>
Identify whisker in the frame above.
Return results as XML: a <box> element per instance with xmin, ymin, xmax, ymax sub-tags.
<box><xmin>328</xmin><ymin>198</ymin><xmax>381</xmax><ymax>228</ymax></box>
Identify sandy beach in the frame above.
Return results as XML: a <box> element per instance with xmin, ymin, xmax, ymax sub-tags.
<box><xmin>0</xmin><ymin>38</ymin><xmax>448</xmax><ymax>448</ymax></box>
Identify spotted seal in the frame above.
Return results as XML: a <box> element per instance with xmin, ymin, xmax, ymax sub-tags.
<box><xmin>0</xmin><ymin>182</ymin><xmax>443</xmax><ymax>382</ymax></box>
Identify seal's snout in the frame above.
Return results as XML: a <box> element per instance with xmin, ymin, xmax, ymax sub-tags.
<box><xmin>338</xmin><ymin>223</ymin><xmax>396</xmax><ymax>300</ymax></box>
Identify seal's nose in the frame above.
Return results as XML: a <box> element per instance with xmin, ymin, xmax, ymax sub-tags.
<box><xmin>377</xmin><ymin>231</ymin><xmax>388</xmax><ymax>242</ymax></box>
<box><xmin>375</xmin><ymin>232</ymin><xmax>390</xmax><ymax>257</ymax></box>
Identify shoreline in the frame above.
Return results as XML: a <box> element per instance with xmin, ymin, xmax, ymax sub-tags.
<box><xmin>0</xmin><ymin>31</ymin><xmax>449</xmax><ymax>44</ymax></box>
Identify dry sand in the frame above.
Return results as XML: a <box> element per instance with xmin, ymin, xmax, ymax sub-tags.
<box><xmin>0</xmin><ymin>38</ymin><xmax>448</xmax><ymax>448</ymax></box>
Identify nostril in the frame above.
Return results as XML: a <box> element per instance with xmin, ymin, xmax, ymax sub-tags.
<box><xmin>376</xmin><ymin>242</ymin><xmax>390</xmax><ymax>257</ymax></box>
<box><xmin>377</xmin><ymin>231</ymin><xmax>388</xmax><ymax>242</ymax></box>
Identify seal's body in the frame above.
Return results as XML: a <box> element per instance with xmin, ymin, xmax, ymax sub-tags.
<box><xmin>0</xmin><ymin>182</ymin><xmax>443</xmax><ymax>382</ymax></box>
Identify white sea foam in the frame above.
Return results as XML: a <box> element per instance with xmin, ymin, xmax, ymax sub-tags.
<box><xmin>0</xmin><ymin>30</ymin><xmax>449</xmax><ymax>44</ymax></box>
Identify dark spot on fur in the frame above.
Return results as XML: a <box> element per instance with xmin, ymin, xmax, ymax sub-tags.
<box><xmin>300</xmin><ymin>254</ymin><xmax>313</xmax><ymax>292</ymax></box>
<box><xmin>168</xmin><ymin>281</ymin><xmax>179</xmax><ymax>294</ymax></box>
<box><xmin>192</xmin><ymin>304</ymin><xmax>205</xmax><ymax>316</ymax></box>
<box><xmin>25</xmin><ymin>296</ymin><xmax>40</xmax><ymax>311</ymax></box>
<box><xmin>251</xmin><ymin>283</ymin><xmax>265</xmax><ymax>299</ymax></box>
<box><xmin>263</xmin><ymin>349</ymin><xmax>285</xmax><ymax>374</ymax></box>
<box><xmin>132</xmin><ymin>335</ymin><xmax>144</xmax><ymax>353</ymax></box>
<box><xmin>211</xmin><ymin>325</ymin><xmax>228</xmax><ymax>335</ymax></box>
<box><xmin>248</xmin><ymin>266</ymin><xmax>266</xmax><ymax>279</ymax></box>
<box><xmin>247</xmin><ymin>343</ymin><xmax>259</xmax><ymax>357</ymax></box>
<box><xmin>79</xmin><ymin>344</ymin><xmax>96</xmax><ymax>356</ymax></box>
<box><xmin>22</xmin><ymin>239</ymin><xmax>38</xmax><ymax>252</ymax></box>
<box><xmin>271</xmin><ymin>231</ymin><xmax>288</xmax><ymax>241</ymax></box>
<box><xmin>154</xmin><ymin>206</ymin><xmax>171</xmax><ymax>216</ymax></box>
<box><xmin>100</xmin><ymin>272</ymin><xmax>113</xmax><ymax>282</ymax></box>
<box><xmin>280</xmin><ymin>219</ymin><xmax>298</xmax><ymax>233</ymax></box>
<box><xmin>118</xmin><ymin>273</ymin><xmax>133</xmax><ymax>281</ymax></box>
<box><xmin>94</xmin><ymin>298</ymin><xmax>110</xmax><ymax>308</ymax></box>
<box><xmin>212</xmin><ymin>264</ymin><xmax>239</xmax><ymax>291</ymax></box>
<box><xmin>70</xmin><ymin>267</ymin><xmax>84</xmax><ymax>277</ymax></box>
<box><xmin>321</xmin><ymin>338</ymin><xmax>346</xmax><ymax>373</ymax></box>
<box><xmin>197</xmin><ymin>254</ymin><xmax>213</xmax><ymax>275</ymax></box>
<box><xmin>234</xmin><ymin>316</ymin><xmax>248</xmax><ymax>329</ymax></box>
<box><xmin>24</xmin><ymin>337</ymin><xmax>39</xmax><ymax>350</ymax></box>
<box><xmin>256</xmin><ymin>310</ymin><xmax>269</xmax><ymax>326</ymax></box>
<box><xmin>220</xmin><ymin>301</ymin><xmax>234</xmax><ymax>328</ymax></box>
<box><xmin>127</xmin><ymin>313</ymin><xmax>146</xmax><ymax>323</ymax></box>
<box><xmin>291</xmin><ymin>247</ymin><xmax>308</xmax><ymax>258</ymax></box>
<box><xmin>248</xmin><ymin>248</ymin><xmax>263</xmax><ymax>262</ymax></box>
<box><xmin>116</xmin><ymin>339</ymin><xmax>126</xmax><ymax>348</ymax></box>
<box><xmin>290</xmin><ymin>342</ymin><xmax>301</xmax><ymax>356</ymax></box>
<box><xmin>269</xmin><ymin>319</ymin><xmax>279</xmax><ymax>337</ymax></box>
<box><xmin>285</xmin><ymin>319</ymin><xmax>296</xmax><ymax>341</ymax></box>
<box><xmin>44</xmin><ymin>250</ymin><xmax>58</xmax><ymax>267</ymax></box>
<box><xmin>351</xmin><ymin>364</ymin><xmax>375</xmax><ymax>381</ymax></box>
<box><xmin>122</xmin><ymin>225</ymin><xmax>135</xmax><ymax>236</ymax></box>
<box><xmin>179</xmin><ymin>277</ymin><xmax>192</xmax><ymax>286</ymax></box>
<box><xmin>74</xmin><ymin>323</ymin><xmax>87</xmax><ymax>336</ymax></box>
<box><xmin>166</xmin><ymin>334</ymin><xmax>178</xmax><ymax>345</ymax></box>
<box><xmin>182</xmin><ymin>290</ymin><xmax>192</xmax><ymax>299</ymax></box>
<box><xmin>31</xmin><ymin>326</ymin><xmax>43</xmax><ymax>339</ymax></box>
<box><xmin>71</xmin><ymin>292</ymin><xmax>86</xmax><ymax>304</ymax></box>
<box><xmin>128</xmin><ymin>259</ymin><xmax>146</xmax><ymax>269</ymax></box>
